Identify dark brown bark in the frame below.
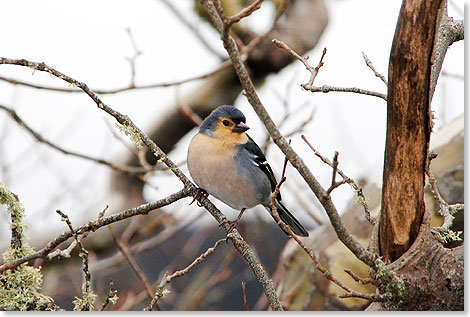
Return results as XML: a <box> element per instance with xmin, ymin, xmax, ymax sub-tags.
<box><xmin>379</xmin><ymin>0</ymin><xmax>444</xmax><ymax>263</ymax></box>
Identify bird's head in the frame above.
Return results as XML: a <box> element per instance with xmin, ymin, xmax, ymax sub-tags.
<box><xmin>199</xmin><ymin>106</ymin><xmax>250</xmax><ymax>141</ymax></box>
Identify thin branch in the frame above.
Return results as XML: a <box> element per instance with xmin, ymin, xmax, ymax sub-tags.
<box><xmin>0</xmin><ymin>189</ymin><xmax>190</xmax><ymax>273</ymax></box>
<box><xmin>302</xmin><ymin>135</ymin><xmax>373</xmax><ymax>224</ymax></box>
<box><xmin>45</xmin><ymin>239</ymin><xmax>78</xmax><ymax>261</ymax></box>
<box><xmin>177</xmin><ymin>102</ymin><xmax>203</xmax><ymax>126</ymax></box>
<box><xmin>441</xmin><ymin>70</ymin><xmax>464</xmax><ymax>80</ymax></box>
<box><xmin>56</xmin><ymin>209</ymin><xmax>94</xmax><ymax>311</ymax></box>
<box><xmin>272</xmin><ymin>39</ymin><xmax>326</xmax><ymax>87</ymax></box>
<box><xmin>303</xmin><ymin>84</ymin><xmax>387</xmax><ymax>101</ymax></box>
<box><xmin>430</xmin><ymin>1</ymin><xmax>464</xmax><ymax>101</ymax></box>
<box><xmin>272</xmin><ymin>39</ymin><xmax>387</xmax><ymax>101</ymax></box>
<box><xmin>188</xmin><ymin>248</ymin><xmax>235</xmax><ymax>310</ymax></box>
<box><xmin>0</xmin><ymin>67</ymin><xmax>228</xmax><ymax>94</ymax></box>
<box><xmin>99</xmin><ymin>279</ymin><xmax>118</xmax><ymax>311</ymax></box>
<box><xmin>109</xmin><ymin>226</ymin><xmax>157</xmax><ymax>309</ymax></box>
<box><xmin>344</xmin><ymin>269</ymin><xmax>374</xmax><ymax>285</ymax></box>
<box><xmin>242</xmin><ymin>281</ymin><xmax>249</xmax><ymax>311</ymax></box>
<box><xmin>46</xmin><ymin>206</ymin><xmax>109</xmax><ymax>261</ymax></box>
<box><xmin>362</xmin><ymin>51</ymin><xmax>388</xmax><ymax>85</ymax></box>
<box><xmin>124</xmin><ymin>28</ymin><xmax>142</xmax><ymax>87</ymax></box>
<box><xmin>0</xmin><ymin>104</ymin><xmax>154</xmax><ymax>176</ymax></box>
<box><xmin>426</xmin><ymin>154</ymin><xmax>463</xmax><ymax>233</ymax></box>
<box><xmin>328</xmin><ymin>151</ymin><xmax>339</xmax><ymax>194</ymax></box>
<box><xmin>338</xmin><ymin>292</ymin><xmax>385</xmax><ymax>301</ymax></box>
<box><xmin>227</xmin><ymin>0</ymin><xmax>264</xmax><ymax>26</ymax></box>
<box><xmin>144</xmin><ymin>238</ymin><xmax>227</xmax><ymax>311</ymax></box>
<box><xmin>159</xmin><ymin>0</ymin><xmax>225</xmax><ymax>60</ymax></box>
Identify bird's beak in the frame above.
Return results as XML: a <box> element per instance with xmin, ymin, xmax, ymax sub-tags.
<box><xmin>232</xmin><ymin>122</ymin><xmax>250</xmax><ymax>133</ymax></box>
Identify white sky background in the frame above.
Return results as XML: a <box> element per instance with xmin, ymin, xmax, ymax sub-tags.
<box><xmin>0</xmin><ymin>0</ymin><xmax>464</xmax><ymax>247</ymax></box>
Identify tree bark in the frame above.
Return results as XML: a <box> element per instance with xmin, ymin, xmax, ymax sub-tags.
<box><xmin>379</xmin><ymin>0</ymin><xmax>444</xmax><ymax>263</ymax></box>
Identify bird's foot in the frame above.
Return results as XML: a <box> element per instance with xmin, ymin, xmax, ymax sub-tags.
<box><xmin>219</xmin><ymin>208</ymin><xmax>246</xmax><ymax>235</ymax></box>
<box><xmin>189</xmin><ymin>187</ymin><xmax>209</xmax><ymax>207</ymax></box>
<box><xmin>219</xmin><ymin>219</ymin><xmax>239</xmax><ymax>234</ymax></box>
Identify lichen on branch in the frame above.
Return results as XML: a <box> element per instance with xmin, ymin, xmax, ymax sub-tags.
<box><xmin>0</xmin><ymin>184</ymin><xmax>56</xmax><ymax>311</ymax></box>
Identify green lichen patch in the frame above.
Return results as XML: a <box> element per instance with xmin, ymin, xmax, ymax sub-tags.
<box><xmin>116</xmin><ymin>123</ymin><xmax>144</xmax><ymax>149</ymax></box>
<box><xmin>72</xmin><ymin>281</ymin><xmax>97</xmax><ymax>311</ymax></box>
<box><xmin>0</xmin><ymin>184</ymin><xmax>55</xmax><ymax>310</ymax></box>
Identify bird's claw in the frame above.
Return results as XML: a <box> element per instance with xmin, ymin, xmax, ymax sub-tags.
<box><xmin>219</xmin><ymin>219</ymin><xmax>238</xmax><ymax>235</ymax></box>
<box><xmin>190</xmin><ymin>188</ymin><xmax>209</xmax><ymax>207</ymax></box>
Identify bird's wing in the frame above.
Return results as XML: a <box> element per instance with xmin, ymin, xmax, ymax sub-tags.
<box><xmin>243</xmin><ymin>135</ymin><xmax>281</xmax><ymax>199</ymax></box>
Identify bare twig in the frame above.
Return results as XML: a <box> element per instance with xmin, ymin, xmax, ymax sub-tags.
<box><xmin>227</xmin><ymin>0</ymin><xmax>264</xmax><ymax>26</ymax></box>
<box><xmin>125</xmin><ymin>28</ymin><xmax>142</xmax><ymax>87</ymax></box>
<box><xmin>284</xmin><ymin>106</ymin><xmax>316</xmax><ymax>139</ymax></box>
<box><xmin>0</xmin><ymin>104</ymin><xmax>154</xmax><ymax>176</ymax></box>
<box><xmin>328</xmin><ymin>151</ymin><xmax>339</xmax><ymax>191</ymax></box>
<box><xmin>441</xmin><ymin>70</ymin><xmax>464</xmax><ymax>80</ymax></box>
<box><xmin>0</xmin><ymin>0</ymin><xmax>285</xmax><ymax>98</ymax></box>
<box><xmin>144</xmin><ymin>238</ymin><xmax>227</xmax><ymax>311</ymax></box>
<box><xmin>242</xmin><ymin>281</ymin><xmax>249</xmax><ymax>311</ymax></box>
<box><xmin>46</xmin><ymin>206</ymin><xmax>108</xmax><ymax>261</ymax></box>
<box><xmin>344</xmin><ymin>269</ymin><xmax>374</xmax><ymax>285</ymax></box>
<box><xmin>272</xmin><ymin>39</ymin><xmax>326</xmax><ymax>87</ymax></box>
<box><xmin>159</xmin><ymin>0</ymin><xmax>225</xmax><ymax>60</ymax></box>
<box><xmin>177</xmin><ymin>103</ymin><xmax>203</xmax><ymax>126</ymax></box>
<box><xmin>301</xmin><ymin>135</ymin><xmax>373</xmax><ymax>225</ymax></box>
<box><xmin>362</xmin><ymin>51</ymin><xmax>388</xmax><ymax>85</ymax></box>
<box><xmin>45</xmin><ymin>240</ymin><xmax>78</xmax><ymax>261</ymax></box>
<box><xmin>272</xmin><ymin>40</ymin><xmax>387</xmax><ymax>100</ymax></box>
<box><xmin>0</xmin><ymin>189</ymin><xmax>190</xmax><ymax>273</ymax></box>
<box><xmin>56</xmin><ymin>209</ymin><xmax>94</xmax><ymax>311</ymax></box>
<box><xmin>286</xmin><ymin>182</ymin><xmax>325</xmax><ymax>225</ymax></box>
<box><xmin>108</xmin><ymin>226</ymin><xmax>157</xmax><ymax>309</ymax></box>
<box><xmin>303</xmin><ymin>85</ymin><xmax>387</xmax><ymax>101</ymax></box>
<box><xmin>430</xmin><ymin>2</ymin><xmax>464</xmax><ymax>101</ymax></box>
<box><xmin>0</xmin><ymin>67</ymin><xmax>228</xmax><ymax>94</ymax></box>
<box><xmin>425</xmin><ymin>155</ymin><xmax>463</xmax><ymax>233</ymax></box>
<box><xmin>99</xmin><ymin>279</ymin><xmax>118</xmax><ymax>311</ymax></box>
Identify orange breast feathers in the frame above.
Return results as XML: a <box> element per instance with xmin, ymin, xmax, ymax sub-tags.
<box><xmin>187</xmin><ymin>133</ymin><xmax>257</xmax><ymax>210</ymax></box>
<box><xmin>188</xmin><ymin>133</ymin><xmax>239</xmax><ymax>187</ymax></box>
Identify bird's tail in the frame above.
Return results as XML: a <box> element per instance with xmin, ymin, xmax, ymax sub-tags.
<box><xmin>267</xmin><ymin>200</ymin><xmax>309</xmax><ymax>237</ymax></box>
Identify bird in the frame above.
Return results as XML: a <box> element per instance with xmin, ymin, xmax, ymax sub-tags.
<box><xmin>187</xmin><ymin>105</ymin><xmax>309</xmax><ymax>237</ymax></box>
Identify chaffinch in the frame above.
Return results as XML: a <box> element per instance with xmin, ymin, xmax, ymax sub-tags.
<box><xmin>187</xmin><ymin>105</ymin><xmax>309</xmax><ymax>237</ymax></box>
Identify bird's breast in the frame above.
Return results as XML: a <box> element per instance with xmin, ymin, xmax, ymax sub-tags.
<box><xmin>187</xmin><ymin>134</ymin><xmax>259</xmax><ymax>210</ymax></box>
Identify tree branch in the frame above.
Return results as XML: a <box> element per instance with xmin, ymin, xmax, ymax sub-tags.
<box><xmin>302</xmin><ymin>85</ymin><xmax>387</xmax><ymax>101</ymax></box>
<box><xmin>362</xmin><ymin>51</ymin><xmax>388</xmax><ymax>85</ymax></box>
<box><xmin>0</xmin><ymin>103</ymin><xmax>154</xmax><ymax>176</ymax></box>
<box><xmin>272</xmin><ymin>39</ymin><xmax>387</xmax><ymax>100</ymax></box>
<box><xmin>430</xmin><ymin>2</ymin><xmax>464</xmax><ymax>101</ymax></box>
<box><xmin>0</xmin><ymin>189</ymin><xmax>190</xmax><ymax>273</ymax></box>
<box><xmin>145</xmin><ymin>238</ymin><xmax>227</xmax><ymax>310</ymax></box>
<box><xmin>301</xmin><ymin>135</ymin><xmax>373</xmax><ymax>224</ymax></box>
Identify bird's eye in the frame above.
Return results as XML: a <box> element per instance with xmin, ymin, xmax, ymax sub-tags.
<box><xmin>222</xmin><ymin>120</ymin><xmax>230</xmax><ymax>126</ymax></box>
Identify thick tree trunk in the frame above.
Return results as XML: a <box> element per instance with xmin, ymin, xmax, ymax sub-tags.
<box><xmin>369</xmin><ymin>0</ymin><xmax>464</xmax><ymax>310</ymax></box>
<box><xmin>379</xmin><ymin>0</ymin><xmax>444</xmax><ymax>263</ymax></box>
